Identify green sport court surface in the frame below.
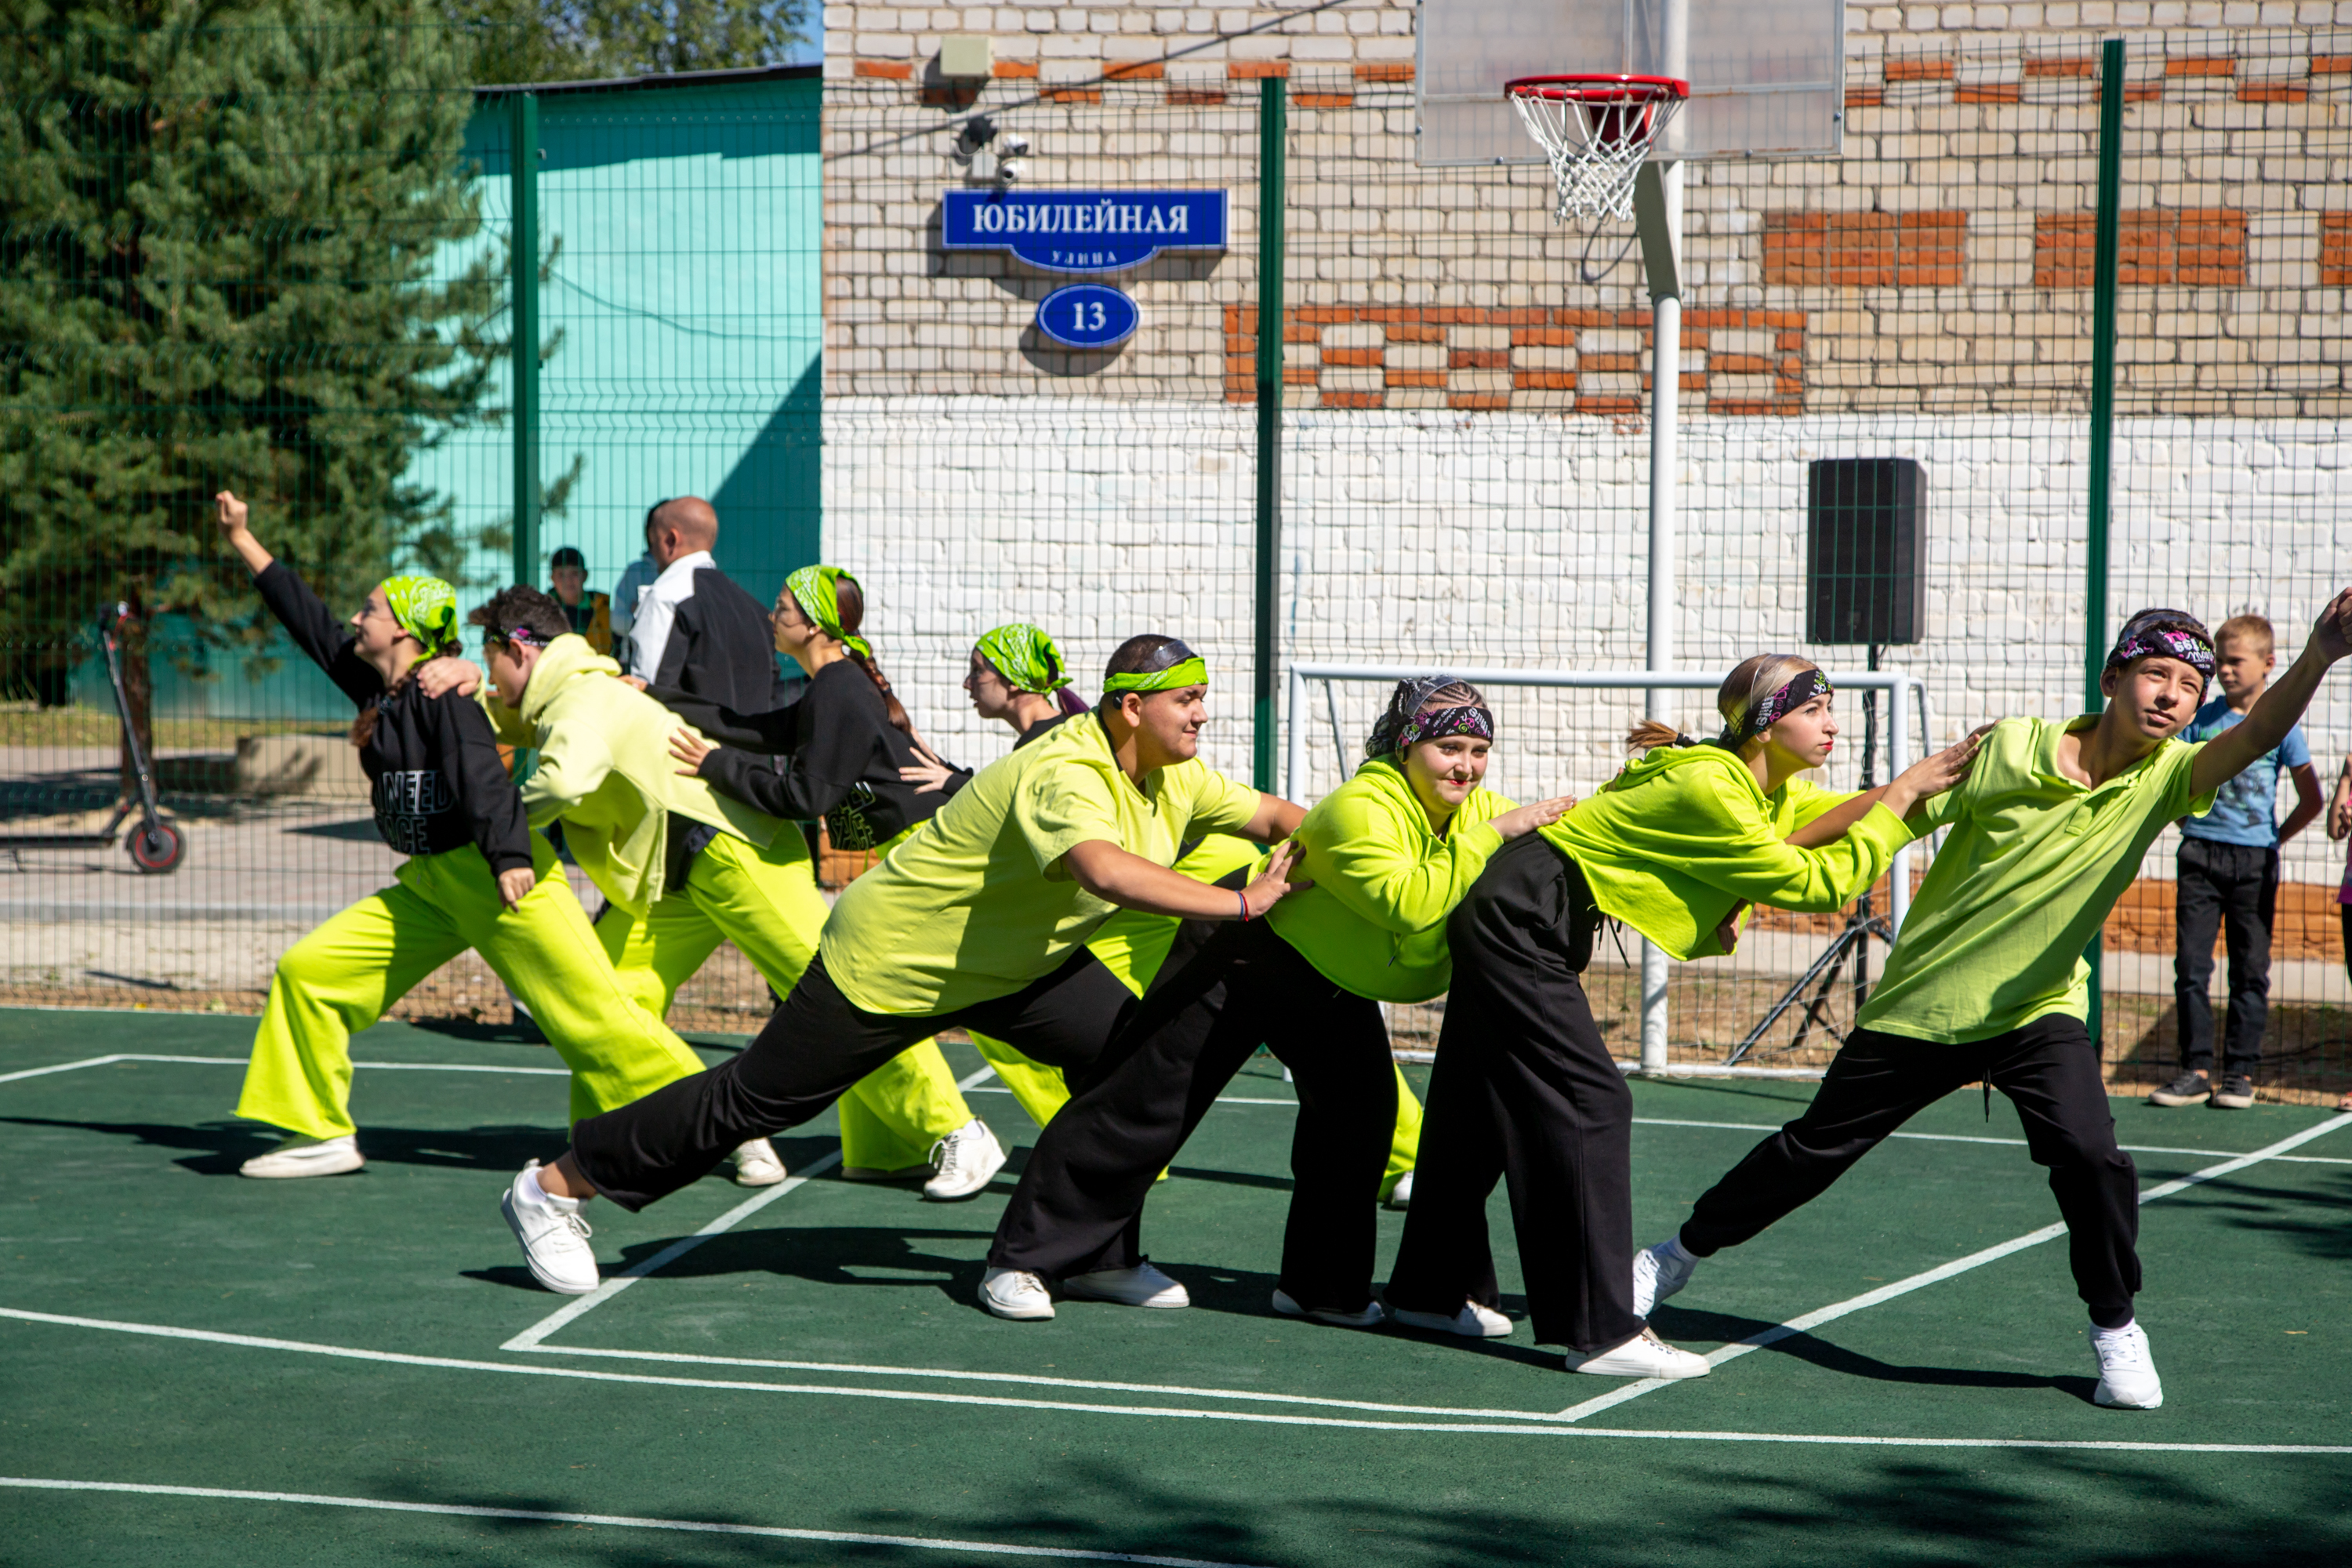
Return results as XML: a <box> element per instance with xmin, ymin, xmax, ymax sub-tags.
<box><xmin>2</xmin><ymin>1007</ymin><xmax>2348</xmax><ymax>1567</ymax></box>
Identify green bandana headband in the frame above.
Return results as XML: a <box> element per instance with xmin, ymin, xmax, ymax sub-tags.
<box><xmin>785</xmin><ymin>564</ymin><xmax>873</xmax><ymax>659</ymax></box>
<box><xmin>1102</xmin><ymin>641</ymin><xmax>1208</xmax><ymax>696</ymax></box>
<box><xmin>380</xmin><ymin>575</ymin><xmax>459</xmax><ymax>655</ymax></box>
<box><xmin>975</xmin><ymin>623</ymin><xmax>1071</xmax><ymax>695</ymax></box>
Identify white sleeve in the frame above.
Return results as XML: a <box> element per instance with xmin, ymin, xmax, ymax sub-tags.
<box><xmin>626</xmin><ymin>586</ymin><xmax>678</xmax><ymax>682</ymax></box>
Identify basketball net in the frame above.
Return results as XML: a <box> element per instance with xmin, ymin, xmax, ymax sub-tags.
<box><xmin>1506</xmin><ymin>76</ymin><xmax>1687</xmax><ymax>224</ymax></box>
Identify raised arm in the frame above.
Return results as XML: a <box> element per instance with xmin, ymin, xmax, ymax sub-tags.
<box><xmin>2192</xmin><ymin>589</ymin><xmax>2352</xmax><ymax>800</ymax></box>
<box><xmin>215</xmin><ymin>490</ymin><xmax>377</xmax><ymax>705</ymax></box>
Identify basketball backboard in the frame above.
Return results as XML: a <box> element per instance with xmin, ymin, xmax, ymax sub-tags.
<box><xmin>1417</xmin><ymin>0</ymin><xmax>1846</xmax><ymax>165</ymax></box>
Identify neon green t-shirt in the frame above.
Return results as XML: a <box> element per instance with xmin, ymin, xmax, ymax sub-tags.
<box><xmin>1858</xmin><ymin>714</ymin><xmax>2213</xmax><ymax>1045</ymax></box>
<box><xmin>819</xmin><ymin>713</ymin><xmax>1263</xmax><ymax>1015</ymax></box>
<box><xmin>1537</xmin><ymin>744</ymin><xmax>1912</xmax><ymax>961</ymax></box>
<box><xmin>1265</xmin><ymin>756</ymin><xmax>1518</xmax><ymax>1003</ymax></box>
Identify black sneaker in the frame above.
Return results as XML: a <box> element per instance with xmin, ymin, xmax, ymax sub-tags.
<box><xmin>2210</xmin><ymin>1074</ymin><xmax>2256</xmax><ymax>1109</ymax></box>
<box><xmin>2148</xmin><ymin>1071</ymin><xmax>2211</xmax><ymax>1107</ymax></box>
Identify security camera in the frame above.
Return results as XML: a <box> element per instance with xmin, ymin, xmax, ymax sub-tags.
<box><xmin>996</xmin><ymin>131</ymin><xmax>1030</xmax><ymax>157</ymax></box>
<box><xmin>995</xmin><ymin>156</ymin><xmax>1027</xmax><ymax>183</ymax></box>
<box><xmin>953</xmin><ymin>115</ymin><xmax>997</xmax><ymax>162</ymax></box>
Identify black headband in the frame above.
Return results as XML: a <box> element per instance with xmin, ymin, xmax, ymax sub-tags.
<box><xmin>1723</xmin><ymin>669</ymin><xmax>1833</xmax><ymax>749</ymax></box>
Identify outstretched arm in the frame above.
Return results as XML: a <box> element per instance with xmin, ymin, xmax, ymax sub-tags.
<box><xmin>2191</xmin><ymin>590</ymin><xmax>2352</xmax><ymax>800</ymax></box>
<box><xmin>1064</xmin><ymin>838</ymin><xmax>1305</xmax><ymax>921</ymax></box>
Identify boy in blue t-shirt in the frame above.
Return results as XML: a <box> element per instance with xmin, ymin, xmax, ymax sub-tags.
<box><xmin>2152</xmin><ymin>614</ymin><xmax>2322</xmax><ymax>1109</ymax></box>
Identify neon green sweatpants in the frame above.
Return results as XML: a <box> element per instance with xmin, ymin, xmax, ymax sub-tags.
<box><xmin>236</xmin><ymin>837</ymin><xmax>707</xmax><ymax>1140</ymax></box>
<box><xmin>970</xmin><ymin>833</ymin><xmax>1426</xmax><ymax>1195</ymax></box>
<box><xmin>594</xmin><ymin>828</ymin><xmax>974</xmax><ymax>1174</ymax></box>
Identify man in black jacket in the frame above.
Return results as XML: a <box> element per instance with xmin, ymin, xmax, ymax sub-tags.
<box><xmin>624</xmin><ymin>497</ymin><xmax>786</xmax><ymax>710</ymax></box>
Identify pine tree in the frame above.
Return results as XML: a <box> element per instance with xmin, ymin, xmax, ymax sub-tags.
<box><xmin>0</xmin><ymin>0</ymin><xmax>504</xmax><ymax>789</ymax></box>
<box><xmin>448</xmin><ymin>0</ymin><xmax>812</xmax><ymax>88</ymax></box>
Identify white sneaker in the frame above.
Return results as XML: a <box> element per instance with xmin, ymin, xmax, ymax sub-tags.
<box><xmin>923</xmin><ymin>1120</ymin><xmax>1007</xmax><ymax>1201</ymax></box>
<box><xmin>1566</xmin><ymin>1327</ymin><xmax>1711</xmax><ymax>1379</ymax></box>
<box><xmin>978</xmin><ymin>1266</ymin><xmax>1054</xmax><ymax>1321</ymax></box>
<box><xmin>499</xmin><ymin>1161</ymin><xmax>601</xmax><ymax>1296</ymax></box>
<box><xmin>2092</xmin><ymin>1321</ymin><xmax>2164</xmax><ymax>1409</ymax></box>
<box><xmin>1062</xmin><ymin>1261</ymin><xmax>1190</xmax><ymax>1309</ymax></box>
<box><xmin>1383</xmin><ymin>1170</ymin><xmax>1414</xmax><ymax>1210</ymax></box>
<box><xmin>239</xmin><ymin>1132</ymin><xmax>365</xmax><ymax>1179</ymax></box>
<box><xmin>1272</xmin><ymin>1288</ymin><xmax>1386</xmax><ymax>1327</ymax></box>
<box><xmin>1390</xmin><ymin>1300</ymin><xmax>1513</xmax><ymax>1338</ymax></box>
<box><xmin>731</xmin><ymin>1138</ymin><xmax>788</xmax><ymax>1187</ymax></box>
<box><xmin>1632</xmin><ymin>1236</ymin><xmax>1698</xmax><ymax>1318</ymax></box>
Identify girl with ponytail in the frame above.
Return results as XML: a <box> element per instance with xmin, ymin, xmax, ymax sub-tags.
<box><xmin>658</xmin><ymin>564</ymin><xmax>1009</xmax><ymax>1197</ymax></box>
<box><xmin>1385</xmin><ymin>653</ymin><xmax>1982</xmax><ymax>1381</ymax></box>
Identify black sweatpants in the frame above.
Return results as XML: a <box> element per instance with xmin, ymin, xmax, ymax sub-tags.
<box><xmin>1679</xmin><ymin>1014</ymin><xmax>2142</xmax><ymax>1326</ymax></box>
<box><xmin>570</xmin><ymin>948</ymin><xmax>1143</xmax><ymax>1212</ymax></box>
<box><xmin>1384</xmin><ymin>834</ymin><xmax>1642</xmax><ymax>1356</ymax></box>
<box><xmin>2173</xmin><ymin>837</ymin><xmax>2279</xmax><ymax>1078</ymax></box>
<box><xmin>988</xmin><ymin>917</ymin><xmax>1398</xmax><ymax>1308</ymax></box>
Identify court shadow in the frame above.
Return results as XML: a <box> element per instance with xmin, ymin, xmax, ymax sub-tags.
<box><xmin>2198</xmin><ymin>1170</ymin><xmax>2352</xmax><ymax>1260</ymax></box>
<box><xmin>1650</xmin><ymin>1302</ymin><xmax>2085</xmax><ymax>1395</ymax></box>
<box><xmin>608</xmin><ymin>1221</ymin><xmax>985</xmax><ymax>1298</ymax></box>
<box><xmin>0</xmin><ymin>1116</ymin><xmax>566</xmax><ymax>1175</ymax></box>
<box><xmin>1166</xmin><ymin>1163</ymin><xmax>1293</xmax><ymax>1192</ymax></box>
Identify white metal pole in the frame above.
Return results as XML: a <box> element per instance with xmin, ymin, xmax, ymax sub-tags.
<box><xmin>1889</xmin><ymin>675</ymin><xmax>1911</xmax><ymax>934</ymax></box>
<box><xmin>1285</xmin><ymin>664</ymin><xmax>1306</xmax><ymax>802</ymax></box>
<box><xmin>1636</xmin><ymin>157</ymin><xmax>1683</xmax><ymax>1076</ymax></box>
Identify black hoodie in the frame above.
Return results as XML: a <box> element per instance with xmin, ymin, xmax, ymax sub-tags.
<box><xmin>652</xmin><ymin>659</ymin><xmax>971</xmax><ymax>852</ymax></box>
<box><xmin>256</xmin><ymin>561</ymin><xmax>532</xmax><ymax>874</ymax></box>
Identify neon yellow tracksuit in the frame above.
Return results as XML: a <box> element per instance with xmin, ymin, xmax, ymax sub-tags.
<box><xmin>237</xmin><ymin>835</ymin><xmax>707</xmax><ymax>1139</ymax></box>
<box><xmin>969</xmin><ymin>833</ymin><xmax>1425</xmax><ymax>1196</ymax></box>
<box><xmin>481</xmin><ymin>636</ymin><xmax>976</xmax><ymax>1174</ymax></box>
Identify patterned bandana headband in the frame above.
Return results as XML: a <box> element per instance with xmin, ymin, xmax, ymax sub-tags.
<box><xmin>1102</xmin><ymin>638</ymin><xmax>1208</xmax><ymax>696</ymax></box>
<box><xmin>1726</xmin><ymin>667</ymin><xmax>1833</xmax><ymax>749</ymax></box>
<box><xmin>1391</xmin><ymin>703</ymin><xmax>1495</xmax><ymax>754</ymax></box>
<box><xmin>379</xmin><ymin>575</ymin><xmax>459</xmax><ymax>656</ymax></box>
<box><xmin>499</xmin><ymin>625</ymin><xmax>553</xmax><ymax>648</ymax></box>
<box><xmin>784</xmin><ymin>564</ymin><xmax>873</xmax><ymax>659</ymax></box>
<box><xmin>2106</xmin><ymin>618</ymin><xmax>2216</xmax><ymax>681</ymax></box>
<box><xmin>975</xmin><ymin>623</ymin><xmax>1071</xmax><ymax>695</ymax></box>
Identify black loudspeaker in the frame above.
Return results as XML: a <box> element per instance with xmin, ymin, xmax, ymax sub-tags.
<box><xmin>1806</xmin><ymin>457</ymin><xmax>1926</xmax><ymax>646</ymax></box>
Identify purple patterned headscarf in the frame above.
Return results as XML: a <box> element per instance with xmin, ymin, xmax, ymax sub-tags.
<box><xmin>1724</xmin><ymin>668</ymin><xmax>1833</xmax><ymax>749</ymax></box>
<box><xmin>2105</xmin><ymin>612</ymin><xmax>2216</xmax><ymax>683</ymax></box>
<box><xmin>1366</xmin><ymin>673</ymin><xmax>1495</xmax><ymax>759</ymax></box>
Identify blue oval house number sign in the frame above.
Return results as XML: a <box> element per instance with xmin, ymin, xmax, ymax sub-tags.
<box><xmin>1037</xmin><ymin>283</ymin><xmax>1138</xmax><ymax>349</ymax></box>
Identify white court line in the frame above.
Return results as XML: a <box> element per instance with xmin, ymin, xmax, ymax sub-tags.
<box><xmin>0</xmin><ymin>1476</ymin><xmax>1268</xmax><ymax>1567</ymax></box>
<box><xmin>5</xmin><ymin>1308</ymin><xmax>2348</xmax><ymax>1454</ymax></box>
<box><xmin>1628</xmin><ymin>1115</ymin><xmax>2352</xmax><ymax>1166</ymax></box>
<box><xmin>502</xmin><ymin>1149</ymin><xmax>844</xmax><ymax>1351</ymax></box>
<box><xmin>1556</xmin><ymin>1111</ymin><xmax>2352</xmax><ymax>1423</ymax></box>
<box><xmin>0</xmin><ymin>1052</ymin><xmax>572</xmax><ymax>1083</ymax></box>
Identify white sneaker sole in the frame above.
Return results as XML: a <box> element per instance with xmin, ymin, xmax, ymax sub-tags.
<box><xmin>1272</xmin><ymin>1289</ymin><xmax>1386</xmax><ymax>1327</ymax></box>
<box><xmin>500</xmin><ymin>1191</ymin><xmax>600</xmax><ymax>1297</ymax></box>
<box><xmin>978</xmin><ymin>1270</ymin><xmax>1055</xmax><ymax>1322</ymax></box>
<box><xmin>1390</xmin><ymin>1305</ymin><xmax>1513</xmax><ymax>1338</ymax></box>
<box><xmin>2095</xmin><ymin>1380</ymin><xmax>2164</xmax><ymax>1410</ymax></box>
<box><xmin>1062</xmin><ymin>1272</ymin><xmax>1189</xmax><ymax>1309</ymax></box>
<box><xmin>239</xmin><ymin>1146</ymin><xmax>365</xmax><ymax>1179</ymax></box>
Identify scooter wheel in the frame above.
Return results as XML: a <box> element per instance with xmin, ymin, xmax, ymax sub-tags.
<box><xmin>129</xmin><ymin>822</ymin><xmax>183</xmax><ymax>874</ymax></box>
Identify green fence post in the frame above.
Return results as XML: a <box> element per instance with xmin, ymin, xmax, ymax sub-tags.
<box><xmin>1252</xmin><ymin>78</ymin><xmax>1286</xmax><ymax>793</ymax></box>
<box><xmin>2082</xmin><ymin>36</ymin><xmax>2125</xmax><ymax>1044</ymax></box>
<box><xmin>511</xmin><ymin>91</ymin><xmax>541</xmax><ymax>589</ymax></box>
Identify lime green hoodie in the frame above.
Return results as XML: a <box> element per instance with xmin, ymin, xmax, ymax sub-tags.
<box><xmin>1537</xmin><ymin>744</ymin><xmax>1912</xmax><ymax>961</ymax></box>
<box><xmin>1266</xmin><ymin>756</ymin><xmax>1518</xmax><ymax>1003</ymax></box>
<box><xmin>479</xmin><ymin>634</ymin><xmax>779</xmax><ymax>916</ymax></box>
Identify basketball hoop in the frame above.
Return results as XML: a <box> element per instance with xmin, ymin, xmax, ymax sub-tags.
<box><xmin>1505</xmin><ymin>74</ymin><xmax>1689</xmax><ymax>224</ymax></box>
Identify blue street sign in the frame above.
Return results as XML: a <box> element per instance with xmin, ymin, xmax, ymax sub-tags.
<box><xmin>942</xmin><ymin>189</ymin><xmax>1227</xmax><ymax>274</ymax></box>
<box><xmin>1036</xmin><ymin>283</ymin><xmax>1139</xmax><ymax>349</ymax></box>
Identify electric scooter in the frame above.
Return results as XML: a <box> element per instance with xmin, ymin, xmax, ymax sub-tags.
<box><xmin>0</xmin><ymin>603</ymin><xmax>185</xmax><ymax>873</ymax></box>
